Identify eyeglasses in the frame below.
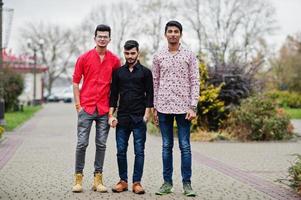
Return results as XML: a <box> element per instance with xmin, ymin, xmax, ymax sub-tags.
<box><xmin>96</xmin><ymin>35</ymin><xmax>110</xmax><ymax>40</ymax></box>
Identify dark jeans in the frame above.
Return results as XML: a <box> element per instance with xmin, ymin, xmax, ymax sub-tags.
<box><xmin>75</xmin><ymin>109</ymin><xmax>110</xmax><ymax>173</ymax></box>
<box><xmin>158</xmin><ymin>112</ymin><xmax>192</xmax><ymax>184</ymax></box>
<box><xmin>116</xmin><ymin>121</ymin><xmax>146</xmax><ymax>183</ymax></box>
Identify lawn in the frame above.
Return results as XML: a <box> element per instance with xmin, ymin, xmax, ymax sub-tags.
<box><xmin>4</xmin><ymin>106</ymin><xmax>42</xmax><ymax>131</ymax></box>
<box><xmin>284</xmin><ymin>108</ymin><xmax>301</xmax><ymax>119</ymax></box>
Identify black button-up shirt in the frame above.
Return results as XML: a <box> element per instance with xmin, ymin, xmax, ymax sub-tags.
<box><xmin>109</xmin><ymin>62</ymin><xmax>154</xmax><ymax>126</ymax></box>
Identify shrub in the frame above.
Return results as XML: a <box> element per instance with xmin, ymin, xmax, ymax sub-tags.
<box><xmin>0</xmin><ymin>67</ymin><xmax>24</xmax><ymax>112</ymax></box>
<box><xmin>208</xmin><ymin>63</ymin><xmax>253</xmax><ymax>106</ymax></box>
<box><xmin>190</xmin><ymin>130</ymin><xmax>231</xmax><ymax>142</ymax></box>
<box><xmin>266</xmin><ymin>90</ymin><xmax>301</xmax><ymax>108</ymax></box>
<box><xmin>222</xmin><ymin>96</ymin><xmax>293</xmax><ymax>141</ymax></box>
<box><xmin>287</xmin><ymin>154</ymin><xmax>301</xmax><ymax>195</ymax></box>
<box><xmin>192</xmin><ymin>62</ymin><xmax>226</xmax><ymax>131</ymax></box>
<box><xmin>0</xmin><ymin>126</ymin><xmax>4</xmax><ymax>139</ymax></box>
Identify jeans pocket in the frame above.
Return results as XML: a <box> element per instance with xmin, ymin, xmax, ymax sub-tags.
<box><xmin>78</xmin><ymin>109</ymin><xmax>85</xmax><ymax>117</ymax></box>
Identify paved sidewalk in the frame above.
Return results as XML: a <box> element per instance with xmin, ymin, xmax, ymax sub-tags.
<box><xmin>292</xmin><ymin>119</ymin><xmax>301</xmax><ymax>136</ymax></box>
<box><xmin>0</xmin><ymin>103</ymin><xmax>301</xmax><ymax>200</ymax></box>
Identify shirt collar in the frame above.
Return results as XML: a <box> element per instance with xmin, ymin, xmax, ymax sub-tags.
<box><xmin>165</xmin><ymin>43</ymin><xmax>183</xmax><ymax>53</ymax></box>
<box><xmin>125</xmin><ymin>60</ymin><xmax>140</xmax><ymax>70</ymax></box>
<box><xmin>93</xmin><ymin>47</ymin><xmax>110</xmax><ymax>58</ymax></box>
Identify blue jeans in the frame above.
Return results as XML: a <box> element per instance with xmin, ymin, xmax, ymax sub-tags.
<box><xmin>116</xmin><ymin>121</ymin><xmax>146</xmax><ymax>183</ymax></box>
<box><xmin>158</xmin><ymin>112</ymin><xmax>192</xmax><ymax>184</ymax></box>
<box><xmin>75</xmin><ymin>109</ymin><xmax>110</xmax><ymax>173</ymax></box>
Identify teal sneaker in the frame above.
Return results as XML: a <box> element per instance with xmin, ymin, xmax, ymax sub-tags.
<box><xmin>183</xmin><ymin>182</ymin><xmax>196</xmax><ymax>197</ymax></box>
<box><xmin>155</xmin><ymin>182</ymin><xmax>173</xmax><ymax>195</ymax></box>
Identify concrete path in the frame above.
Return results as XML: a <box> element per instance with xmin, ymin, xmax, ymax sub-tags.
<box><xmin>0</xmin><ymin>103</ymin><xmax>301</xmax><ymax>200</ymax></box>
<box><xmin>292</xmin><ymin>119</ymin><xmax>301</xmax><ymax>136</ymax></box>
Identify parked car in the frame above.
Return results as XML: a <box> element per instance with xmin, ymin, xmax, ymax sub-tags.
<box><xmin>46</xmin><ymin>94</ymin><xmax>60</xmax><ymax>102</ymax></box>
<box><xmin>45</xmin><ymin>87</ymin><xmax>72</xmax><ymax>103</ymax></box>
<box><xmin>63</xmin><ymin>89</ymin><xmax>73</xmax><ymax>103</ymax></box>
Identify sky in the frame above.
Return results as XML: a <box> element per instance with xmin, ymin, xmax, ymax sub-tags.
<box><xmin>3</xmin><ymin>0</ymin><xmax>301</xmax><ymax>54</ymax></box>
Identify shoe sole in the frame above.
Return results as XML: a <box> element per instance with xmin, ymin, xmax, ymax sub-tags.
<box><xmin>97</xmin><ymin>189</ymin><xmax>108</xmax><ymax>193</ymax></box>
<box><xmin>155</xmin><ymin>188</ymin><xmax>173</xmax><ymax>195</ymax></box>
<box><xmin>72</xmin><ymin>190</ymin><xmax>83</xmax><ymax>193</ymax></box>
<box><xmin>112</xmin><ymin>188</ymin><xmax>128</xmax><ymax>193</ymax></box>
<box><xmin>184</xmin><ymin>192</ymin><xmax>197</xmax><ymax>197</ymax></box>
<box><xmin>185</xmin><ymin>193</ymin><xmax>196</xmax><ymax>197</ymax></box>
<box><xmin>133</xmin><ymin>190</ymin><xmax>145</xmax><ymax>194</ymax></box>
<box><xmin>92</xmin><ymin>186</ymin><xmax>108</xmax><ymax>193</ymax></box>
<box><xmin>155</xmin><ymin>191</ymin><xmax>172</xmax><ymax>195</ymax></box>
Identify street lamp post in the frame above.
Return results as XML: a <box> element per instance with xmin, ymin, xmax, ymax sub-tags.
<box><xmin>33</xmin><ymin>47</ymin><xmax>37</xmax><ymax>105</ymax></box>
<box><xmin>0</xmin><ymin>0</ymin><xmax>3</xmax><ymax>69</ymax></box>
<box><xmin>0</xmin><ymin>0</ymin><xmax>5</xmax><ymax>126</ymax></box>
<box><xmin>27</xmin><ymin>39</ymin><xmax>44</xmax><ymax>106</ymax></box>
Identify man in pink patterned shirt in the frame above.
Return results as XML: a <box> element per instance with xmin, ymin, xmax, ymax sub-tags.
<box><xmin>153</xmin><ymin>20</ymin><xmax>199</xmax><ymax>197</ymax></box>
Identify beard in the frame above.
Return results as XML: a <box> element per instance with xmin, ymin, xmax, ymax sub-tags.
<box><xmin>126</xmin><ymin>57</ymin><xmax>138</xmax><ymax>65</ymax></box>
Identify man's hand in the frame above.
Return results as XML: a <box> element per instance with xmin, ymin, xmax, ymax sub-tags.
<box><xmin>77</xmin><ymin>107</ymin><xmax>83</xmax><ymax>113</ymax></box>
<box><xmin>143</xmin><ymin>112</ymin><xmax>150</xmax><ymax>123</ymax></box>
<box><xmin>185</xmin><ymin>109</ymin><xmax>196</xmax><ymax>121</ymax></box>
<box><xmin>153</xmin><ymin>109</ymin><xmax>159</xmax><ymax>126</ymax></box>
<box><xmin>75</xmin><ymin>104</ymin><xmax>82</xmax><ymax>113</ymax></box>
<box><xmin>108</xmin><ymin>116</ymin><xmax>118</xmax><ymax>128</ymax></box>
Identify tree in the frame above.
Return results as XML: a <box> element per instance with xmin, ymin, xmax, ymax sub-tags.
<box><xmin>192</xmin><ymin>59</ymin><xmax>225</xmax><ymax>131</ymax></box>
<box><xmin>182</xmin><ymin>0</ymin><xmax>276</xmax><ymax>67</ymax></box>
<box><xmin>180</xmin><ymin>0</ymin><xmax>276</xmax><ymax>105</ymax></box>
<box><xmin>135</xmin><ymin>0</ymin><xmax>177</xmax><ymax>61</ymax></box>
<box><xmin>0</xmin><ymin>66</ymin><xmax>24</xmax><ymax>111</ymax></box>
<box><xmin>78</xmin><ymin>2</ymin><xmax>134</xmax><ymax>58</ymax></box>
<box><xmin>20</xmin><ymin>22</ymin><xmax>77</xmax><ymax>96</ymax></box>
<box><xmin>269</xmin><ymin>33</ymin><xmax>301</xmax><ymax>92</ymax></box>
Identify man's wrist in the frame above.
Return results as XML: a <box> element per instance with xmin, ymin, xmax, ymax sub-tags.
<box><xmin>190</xmin><ymin>106</ymin><xmax>197</xmax><ymax>113</ymax></box>
<box><xmin>108</xmin><ymin>111</ymin><xmax>115</xmax><ymax>118</ymax></box>
<box><xmin>75</xmin><ymin>103</ymin><xmax>81</xmax><ymax>110</ymax></box>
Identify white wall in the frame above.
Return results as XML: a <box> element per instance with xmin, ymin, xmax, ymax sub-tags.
<box><xmin>19</xmin><ymin>73</ymin><xmax>44</xmax><ymax>104</ymax></box>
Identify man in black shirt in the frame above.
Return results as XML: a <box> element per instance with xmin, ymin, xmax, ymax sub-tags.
<box><xmin>109</xmin><ymin>40</ymin><xmax>153</xmax><ymax>194</ymax></box>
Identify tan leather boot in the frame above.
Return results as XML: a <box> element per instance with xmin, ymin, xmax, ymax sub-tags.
<box><xmin>92</xmin><ymin>172</ymin><xmax>107</xmax><ymax>192</ymax></box>
<box><xmin>72</xmin><ymin>173</ymin><xmax>83</xmax><ymax>193</ymax></box>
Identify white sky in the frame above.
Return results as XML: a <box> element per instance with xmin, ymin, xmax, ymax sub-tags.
<box><xmin>3</xmin><ymin>0</ymin><xmax>301</xmax><ymax>54</ymax></box>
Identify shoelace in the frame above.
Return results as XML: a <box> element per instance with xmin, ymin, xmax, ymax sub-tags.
<box><xmin>184</xmin><ymin>184</ymin><xmax>192</xmax><ymax>191</ymax></box>
<box><xmin>160</xmin><ymin>183</ymin><xmax>171</xmax><ymax>190</ymax></box>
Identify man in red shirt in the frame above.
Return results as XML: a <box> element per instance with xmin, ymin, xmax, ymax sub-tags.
<box><xmin>72</xmin><ymin>24</ymin><xmax>120</xmax><ymax>193</ymax></box>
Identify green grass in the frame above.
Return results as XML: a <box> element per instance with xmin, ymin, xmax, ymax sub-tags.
<box><xmin>284</xmin><ymin>108</ymin><xmax>301</xmax><ymax>119</ymax></box>
<box><xmin>4</xmin><ymin>106</ymin><xmax>42</xmax><ymax>131</ymax></box>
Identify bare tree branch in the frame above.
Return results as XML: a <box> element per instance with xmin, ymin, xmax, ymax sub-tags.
<box><xmin>20</xmin><ymin>22</ymin><xmax>77</xmax><ymax>96</ymax></box>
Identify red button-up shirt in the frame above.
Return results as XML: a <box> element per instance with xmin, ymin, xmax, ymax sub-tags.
<box><xmin>73</xmin><ymin>48</ymin><xmax>120</xmax><ymax>115</ymax></box>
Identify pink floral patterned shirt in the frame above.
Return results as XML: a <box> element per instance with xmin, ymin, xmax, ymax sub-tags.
<box><xmin>152</xmin><ymin>45</ymin><xmax>200</xmax><ymax>114</ymax></box>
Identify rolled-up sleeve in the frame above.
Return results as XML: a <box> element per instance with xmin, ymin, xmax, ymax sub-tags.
<box><xmin>73</xmin><ymin>56</ymin><xmax>84</xmax><ymax>84</ymax></box>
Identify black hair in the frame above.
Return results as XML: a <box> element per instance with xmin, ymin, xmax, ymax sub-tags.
<box><xmin>124</xmin><ymin>40</ymin><xmax>139</xmax><ymax>51</ymax></box>
<box><xmin>94</xmin><ymin>24</ymin><xmax>111</xmax><ymax>37</ymax></box>
<box><xmin>165</xmin><ymin>20</ymin><xmax>183</xmax><ymax>34</ymax></box>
